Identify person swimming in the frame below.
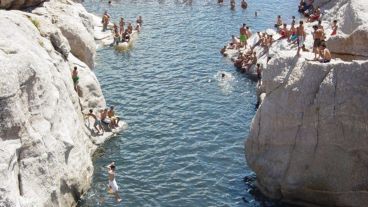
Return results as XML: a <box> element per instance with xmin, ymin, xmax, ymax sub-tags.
<box><xmin>241</xmin><ymin>0</ymin><xmax>247</xmax><ymax>9</ymax></box>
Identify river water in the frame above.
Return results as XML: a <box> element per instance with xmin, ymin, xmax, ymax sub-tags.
<box><xmin>80</xmin><ymin>0</ymin><xmax>299</xmax><ymax>206</ymax></box>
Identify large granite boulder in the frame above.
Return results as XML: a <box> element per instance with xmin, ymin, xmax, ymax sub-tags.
<box><xmin>0</xmin><ymin>9</ymin><xmax>103</xmax><ymax>206</ymax></box>
<box><xmin>32</xmin><ymin>0</ymin><xmax>97</xmax><ymax>69</ymax></box>
<box><xmin>245</xmin><ymin>0</ymin><xmax>368</xmax><ymax>206</ymax></box>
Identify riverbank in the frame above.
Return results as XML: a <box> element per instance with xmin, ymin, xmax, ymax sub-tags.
<box><xmin>244</xmin><ymin>0</ymin><xmax>368</xmax><ymax>206</ymax></box>
<box><xmin>0</xmin><ymin>0</ymin><xmax>126</xmax><ymax>205</ymax></box>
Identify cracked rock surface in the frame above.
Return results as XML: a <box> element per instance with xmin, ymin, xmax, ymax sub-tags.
<box><xmin>0</xmin><ymin>2</ymin><xmax>105</xmax><ymax>206</ymax></box>
<box><xmin>245</xmin><ymin>0</ymin><xmax>368</xmax><ymax>206</ymax></box>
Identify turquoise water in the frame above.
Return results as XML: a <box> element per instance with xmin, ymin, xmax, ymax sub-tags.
<box><xmin>81</xmin><ymin>0</ymin><xmax>299</xmax><ymax>206</ymax></box>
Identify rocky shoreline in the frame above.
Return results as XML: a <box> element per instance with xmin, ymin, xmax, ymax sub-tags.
<box><xmin>0</xmin><ymin>0</ymin><xmax>125</xmax><ymax>206</ymax></box>
<box><xmin>245</xmin><ymin>0</ymin><xmax>368</xmax><ymax>206</ymax></box>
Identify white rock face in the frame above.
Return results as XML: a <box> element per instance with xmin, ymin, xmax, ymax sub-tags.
<box><xmin>0</xmin><ymin>5</ymin><xmax>106</xmax><ymax>206</ymax></box>
<box><xmin>246</xmin><ymin>0</ymin><xmax>368</xmax><ymax>206</ymax></box>
<box><xmin>32</xmin><ymin>0</ymin><xmax>97</xmax><ymax>69</ymax></box>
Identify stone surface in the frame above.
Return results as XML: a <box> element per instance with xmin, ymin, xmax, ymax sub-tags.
<box><xmin>32</xmin><ymin>0</ymin><xmax>97</xmax><ymax>68</ymax></box>
<box><xmin>245</xmin><ymin>0</ymin><xmax>368</xmax><ymax>206</ymax></box>
<box><xmin>0</xmin><ymin>6</ymin><xmax>113</xmax><ymax>206</ymax></box>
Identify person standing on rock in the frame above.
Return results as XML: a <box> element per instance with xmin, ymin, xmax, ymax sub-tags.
<box><xmin>296</xmin><ymin>20</ymin><xmax>306</xmax><ymax>56</ymax></box>
<box><xmin>71</xmin><ymin>66</ymin><xmax>79</xmax><ymax>91</ymax></box>
<box><xmin>239</xmin><ymin>24</ymin><xmax>247</xmax><ymax>48</ymax></box>
<box><xmin>119</xmin><ymin>17</ymin><xmax>125</xmax><ymax>36</ymax></box>
<box><xmin>312</xmin><ymin>25</ymin><xmax>324</xmax><ymax>59</ymax></box>
<box><xmin>87</xmin><ymin>109</ymin><xmax>104</xmax><ymax>134</ymax></box>
<box><xmin>107</xmin><ymin>162</ymin><xmax>122</xmax><ymax>203</ymax></box>
<box><xmin>102</xmin><ymin>11</ymin><xmax>110</xmax><ymax>32</ymax></box>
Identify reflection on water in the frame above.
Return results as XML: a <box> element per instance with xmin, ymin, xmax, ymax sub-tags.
<box><xmin>80</xmin><ymin>0</ymin><xmax>300</xmax><ymax>206</ymax></box>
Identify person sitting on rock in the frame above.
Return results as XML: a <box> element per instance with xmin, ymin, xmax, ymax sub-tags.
<box><xmin>87</xmin><ymin>109</ymin><xmax>104</xmax><ymax>134</ymax></box>
<box><xmin>108</xmin><ymin>106</ymin><xmax>120</xmax><ymax>128</ymax></box>
<box><xmin>331</xmin><ymin>20</ymin><xmax>338</xmax><ymax>36</ymax></box>
<box><xmin>279</xmin><ymin>23</ymin><xmax>288</xmax><ymax>39</ymax></box>
<box><xmin>318</xmin><ymin>43</ymin><xmax>332</xmax><ymax>63</ymax></box>
<box><xmin>307</xmin><ymin>6</ymin><xmax>321</xmax><ymax>22</ymax></box>
<box><xmin>102</xmin><ymin>11</ymin><xmax>110</xmax><ymax>32</ymax></box>
<box><xmin>241</xmin><ymin>0</ymin><xmax>247</xmax><ymax>9</ymax></box>
<box><xmin>242</xmin><ymin>51</ymin><xmax>257</xmax><ymax>72</ymax></box>
<box><xmin>71</xmin><ymin>66</ymin><xmax>79</xmax><ymax>92</ymax></box>
<box><xmin>100</xmin><ymin>108</ymin><xmax>113</xmax><ymax>129</ymax></box>
<box><xmin>231</xmin><ymin>35</ymin><xmax>240</xmax><ymax>48</ymax></box>
<box><xmin>288</xmin><ymin>22</ymin><xmax>298</xmax><ymax>42</ymax></box>
<box><xmin>220</xmin><ymin>45</ymin><xmax>227</xmax><ymax>55</ymax></box>
<box><xmin>274</xmin><ymin>15</ymin><xmax>283</xmax><ymax>30</ymax></box>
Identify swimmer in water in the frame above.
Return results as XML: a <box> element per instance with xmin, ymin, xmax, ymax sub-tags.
<box><xmin>221</xmin><ymin>73</ymin><xmax>226</xmax><ymax>79</ymax></box>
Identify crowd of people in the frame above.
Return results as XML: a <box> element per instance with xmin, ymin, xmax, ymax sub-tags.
<box><xmin>101</xmin><ymin>10</ymin><xmax>143</xmax><ymax>46</ymax></box>
<box><xmin>221</xmin><ymin>0</ymin><xmax>338</xmax><ymax>81</ymax></box>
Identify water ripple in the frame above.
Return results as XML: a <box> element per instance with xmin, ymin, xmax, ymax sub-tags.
<box><xmin>81</xmin><ymin>0</ymin><xmax>300</xmax><ymax>206</ymax></box>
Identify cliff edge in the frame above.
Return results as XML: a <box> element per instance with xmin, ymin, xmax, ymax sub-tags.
<box><xmin>245</xmin><ymin>0</ymin><xmax>368</xmax><ymax>206</ymax></box>
<box><xmin>0</xmin><ymin>0</ymin><xmax>112</xmax><ymax>206</ymax></box>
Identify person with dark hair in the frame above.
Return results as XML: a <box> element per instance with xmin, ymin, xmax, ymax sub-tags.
<box><xmin>331</xmin><ymin>20</ymin><xmax>338</xmax><ymax>36</ymax></box>
<box><xmin>256</xmin><ymin>63</ymin><xmax>262</xmax><ymax>80</ymax></box>
<box><xmin>296</xmin><ymin>21</ymin><xmax>306</xmax><ymax>56</ymax></box>
<box><xmin>230</xmin><ymin>0</ymin><xmax>236</xmax><ymax>10</ymax></box>
<box><xmin>274</xmin><ymin>15</ymin><xmax>283</xmax><ymax>30</ymax></box>
<box><xmin>318</xmin><ymin>43</ymin><xmax>331</xmax><ymax>63</ymax></box>
<box><xmin>71</xmin><ymin>66</ymin><xmax>79</xmax><ymax>91</ymax></box>
<box><xmin>239</xmin><ymin>24</ymin><xmax>247</xmax><ymax>47</ymax></box>
<box><xmin>241</xmin><ymin>0</ymin><xmax>247</xmax><ymax>9</ymax></box>
<box><xmin>87</xmin><ymin>109</ymin><xmax>104</xmax><ymax>134</ymax></box>
<box><xmin>107</xmin><ymin>162</ymin><xmax>122</xmax><ymax>203</ymax></box>
<box><xmin>313</xmin><ymin>25</ymin><xmax>324</xmax><ymax>59</ymax></box>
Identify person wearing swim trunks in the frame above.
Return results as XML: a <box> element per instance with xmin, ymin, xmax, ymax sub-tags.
<box><xmin>87</xmin><ymin>109</ymin><xmax>104</xmax><ymax>134</ymax></box>
<box><xmin>296</xmin><ymin>21</ymin><xmax>306</xmax><ymax>56</ymax></box>
<box><xmin>313</xmin><ymin>25</ymin><xmax>324</xmax><ymax>59</ymax></box>
<box><xmin>108</xmin><ymin>106</ymin><xmax>120</xmax><ymax>128</ymax></box>
<box><xmin>71</xmin><ymin>66</ymin><xmax>79</xmax><ymax>91</ymax></box>
<box><xmin>289</xmin><ymin>22</ymin><xmax>298</xmax><ymax>42</ymax></box>
<box><xmin>239</xmin><ymin>24</ymin><xmax>247</xmax><ymax>47</ymax></box>
<box><xmin>274</xmin><ymin>15</ymin><xmax>282</xmax><ymax>30</ymax></box>
<box><xmin>101</xmin><ymin>108</ymin><xmax>113</xmax><ymax>129</ymax></box>
<box><xmin>318</xmin><ymin>43</ymin><xmax>331</xmax><ymax>63</ymax></box>
<box><xmin>102</xmin><ymin>11</ymin><xmax>110</xmax><ymax>32</ymax></box>
<box><xmin>241</xmin><ymin>0</ymin><xmax>247</xmax><ymax>9</ymax></box>
<box><xmin>107</xmin><ymin>162</ymin><xmax>122</xmax><ymax>203</ymax></box>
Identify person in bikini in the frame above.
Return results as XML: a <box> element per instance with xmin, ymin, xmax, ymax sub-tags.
<box><xmin>107</xmin><ymin>162</ymin><xmax>122</xmax><ymax>203</ymax></box>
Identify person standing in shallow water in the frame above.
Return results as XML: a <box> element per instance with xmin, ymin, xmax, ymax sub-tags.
<box><xmin>107</xmin><ymin>162</ymin><xmax>122</xmax><ymax>203</ymax></box>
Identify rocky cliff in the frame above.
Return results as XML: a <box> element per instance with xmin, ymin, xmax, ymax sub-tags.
<box><xmin>0</xmin><ymin>0</ymin><xmax>109</xmax><ymax>206</ymax></box>
<box><xmin>245</xmin><ymin>0</ymin><xmax>368</xmax><ymax>206</ymax></box>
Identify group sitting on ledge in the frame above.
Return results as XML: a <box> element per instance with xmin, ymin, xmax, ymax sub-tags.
<box><xmin>221</xmin><ymin>0</ymin><xmax>338</xmax><ymax>81</ymax></box>
<box><xmin>85</xmin><ymin>106</ymin><xmax>121</xmax><ymax>135</ymax></box>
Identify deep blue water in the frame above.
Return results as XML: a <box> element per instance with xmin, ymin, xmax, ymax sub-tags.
<box><xmin>80</xmin><ymin>0</ymin><xmax>299</xmax><ymax>206</ymax></box>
